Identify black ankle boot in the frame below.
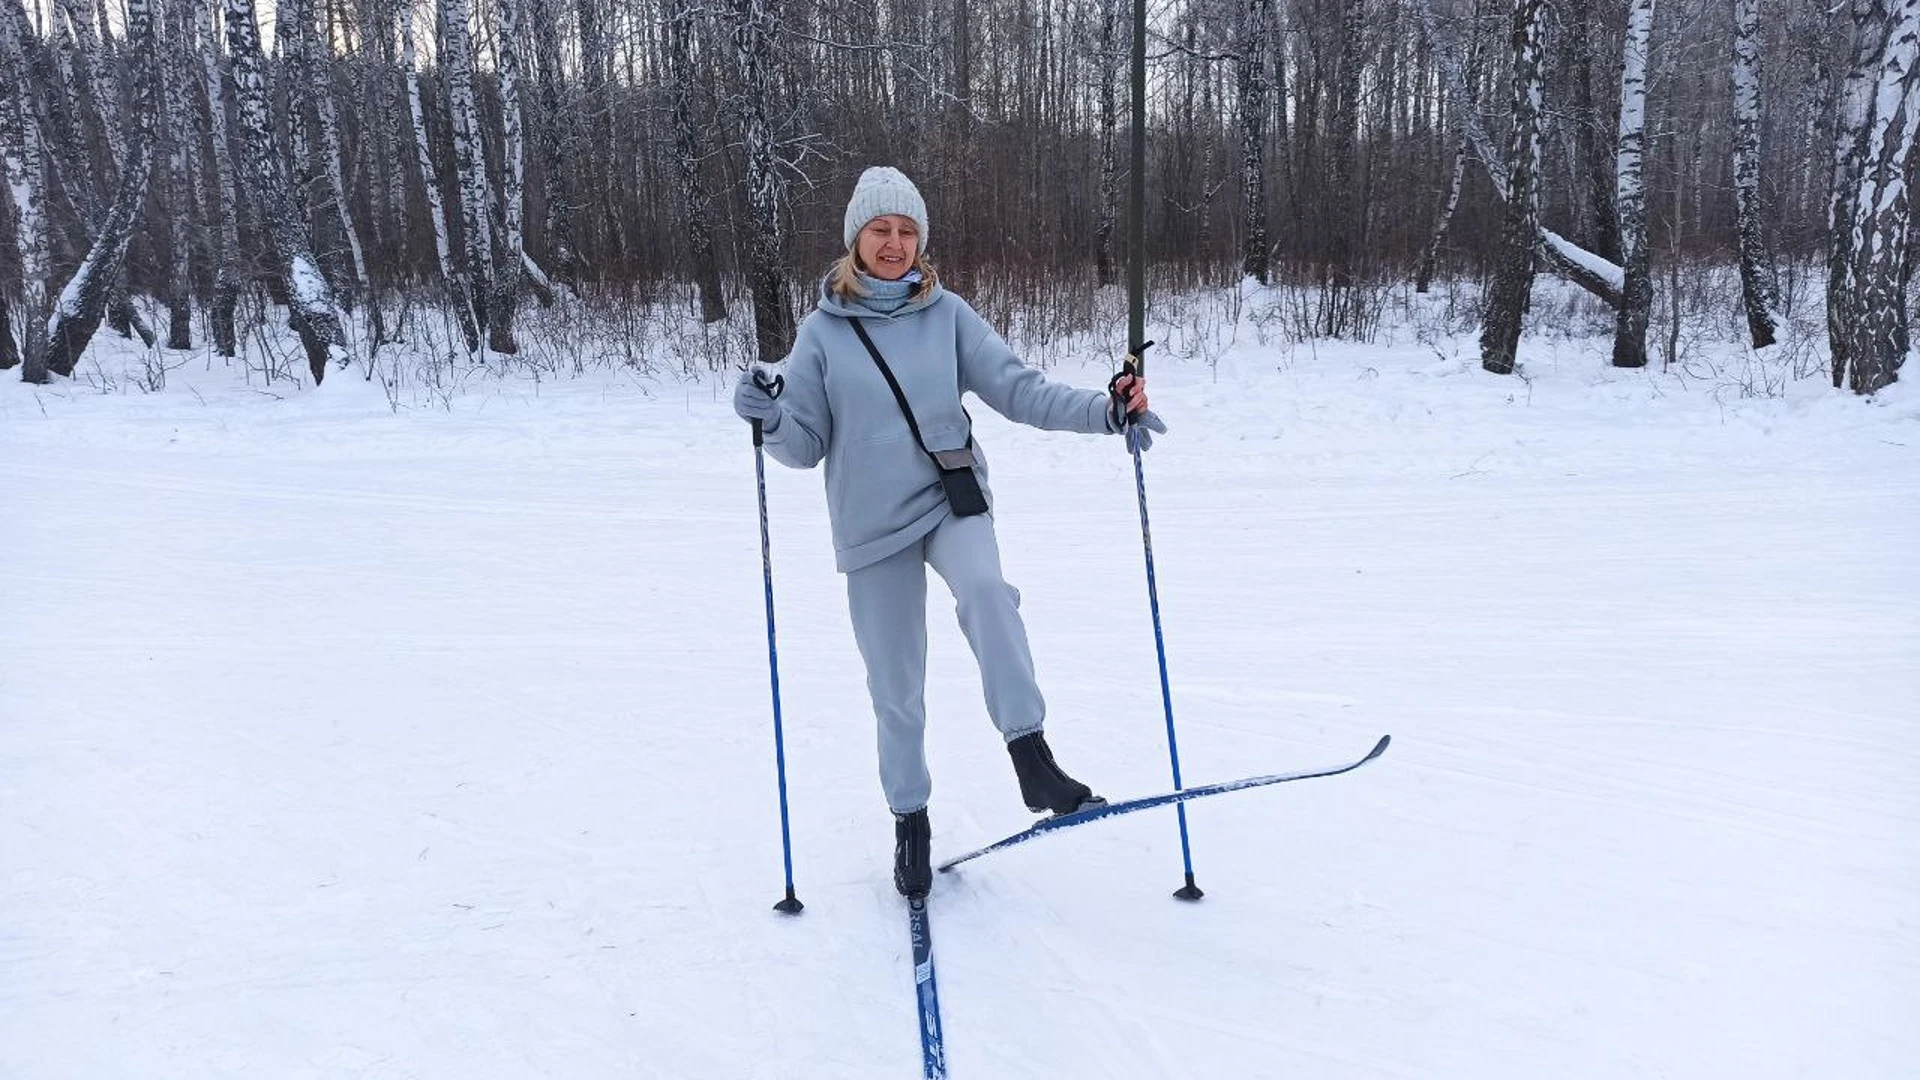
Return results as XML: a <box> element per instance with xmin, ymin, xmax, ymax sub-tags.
<box><xmin>1007</xmin><ymin>732</ymin><xmax>1102</xmax><ymax>815</ymax></box>
<box><xmin>894</xmin><ymin>809</ymin><xmax>931</xmax><ymax>899</ymax></box>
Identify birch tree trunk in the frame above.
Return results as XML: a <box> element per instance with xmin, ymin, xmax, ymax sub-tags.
<box><xmin>275</xmin><ymin>0</ymin><xmax>314</xmax><ymax>225</ymax></box>
<box><xmin>439</xmin><ymin>0</ymin><xmax>494</xmax><ymax>338</ymax></box>
<box><xmin>0</xmin><ymin>4</ymin><xmax>51</xmax><ymax>378</ymax></box>
<box><xmin>1236</xmin><ymin>0</ymin><xmax>1274</xmax><ymax>284</ymax></box>
<box><xmin>1417</xmin><ymin>6</ymin><xmax>1483</xmax><ymax>294</ymax></box>
<box><xmin>1829</xmin><ymin>0</ymin><xmax>1920</xmax><ymax>394</ymax></box>
<box><xmin>55</xmin><ymin>0</ymin><xmax>151</xmax><ymax>348</ymax></box>
<box><xmin>1611</xmin><ymin>0</ymin><xmax>1655</xmax><ymax>369</ymax></box>
<box><xmin>488</xmin><ymin>0</ymin><xmax>525</xmax><ymax>354</ymax></box>
<box><xmin>43</xmin><ymin>0</ymin><xmax>158</xmax><ymax>378</ymax></box>
<box><xmin>532</xmin><ymin>0</ymin><xmax>577</xmax><ymax>286</ymax></box>
<box><xmin>665</xmin><ymin>0</ymin><xmax>726</xmax><ymax>323</ymax></box>
<box><xmin>1</xmin><ymin>76</ymin><xmax>48</xmax><ymax>375</ymax></box>
<box><xmin>1567</xmin><ymin>0</ymin><xmax>1622</xmax><ymax>263</ymax></box>
<box><xmin>308</xmin><ymin>0</ymin><xmax>369</xmax><ymax>328</ymax></box>
<box><xmin>5</xmin><ymin>0</ymin><xmax>94</xmax><ymax>264</ymax></box>
<box><xmin>1479</xmin><ymin>0</ymin><xmax>1545</xmax><ymax>375</ymax></box>
<box><xmin>1731</xmin><ymin>0</ymin><xmax>1780</xmax><ymax>348</ymax></box>
<box><xmin>224</xmin><ymin>0</ymin><xmax>353</xmax><ymax>383</ymax></box>
<box><xmin>1415</xmin><ymin>0</ymin><xmax>1623</xmax><ymax>309</ymax></box>
<box><xmin>730</xmin><ymin>0</ymin><xmax>795</xmax><ymax>363</ymax></box>
<box><xmin>198</xmin><ymin>0</ymin><xmax>241</xmax><ymax>357</ymax></box>
<box><xmin>162</xmin><ymin>0</ymin><xmax>194</xmax><ymax>351</ymax></box>
<box><xmin>401</xmin><ymin>4</ymin><xmax>480</xmax><ymax>351</ymax></box>
<box><xmin>370</xmin><ymin>0</ymin><xmax>410</xmax><ymax>308</ymax></box>
<box><xmin>1327</xmin><ymin>0</ymin><xmax>1363</xmax><ymax>292</ymax></box>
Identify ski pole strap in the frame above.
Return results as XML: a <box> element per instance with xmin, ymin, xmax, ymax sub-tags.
<box><xmin>1126</xmin><ymin>339</ymin><xmax>1154</xmax><ymax>378</ymax></box>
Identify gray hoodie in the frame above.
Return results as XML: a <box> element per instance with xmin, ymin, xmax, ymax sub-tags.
<box><xmin>761</xmin><ymin>277</ymin><xmax>1114</xmax><ymax>572</ymax></box>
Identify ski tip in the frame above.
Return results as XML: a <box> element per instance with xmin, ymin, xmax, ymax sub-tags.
<box><xmin>1365</xmin><ymin>734</ymin><xmax>1391</xmax><ymax>761</ymax></box>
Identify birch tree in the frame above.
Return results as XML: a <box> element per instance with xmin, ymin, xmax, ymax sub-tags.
<box><xmin>224</xmin><ymin>0</ymin><xmax>353</xmax><ymax>382</ymax></box>
<box><xmin>1611</xmin><ymin>0</ymin><xmax>1655</xmax><ymax>368</ymax></box>
<box><xmin>1237</xmin><ymin>0</ymin><xmax>1274</xmax><ymax>284</ymax></box>
<box><xmin>198</xmin><ymin>0</ymin><xmax>241</xmax><ymax>357</ymax></box>
<box><xmin>730</xmin><ymin>0</ymin><xmax>796</xmax><ymax>362</ymax></box>
<box><xmin>488</xmin><ymin>0</ymin><xmax>526</xmax><ymax>353</ymax></box>
<box><xmin>401</xmin><ymin>2</ymin><xmax>480</xmax><ymax>351</ymax></box>
<box><xmin>161</xmin><ymin>0</ymin><xmax>194</xmax><ymax>350</ymax></box>
<box><xmin>531</xmin><ymin>0</ymin><xmax>578</xmax><ymax>286</ymax></box>
<box><xmin>0</xmin><ymin>2</ymin><xmax>50</xmax><ymax>378</ymax></box>
<box><xmin>665</xmin><ymin>0</ymin><xmax>726</xmax><ymax>322</ymax></box>
<box><xmin>1731</xmin><ymin>0</ymin><xmax>1780</xmax><ymax>348</ymax></box>
<box><xmin>439</xmin><ymin>0</ymin><xmax>494</xmax><ymax>339</ymax></box>
<box><xmin>307</xmin><ymin>0</ymin><xmax>371</xmax><ymax>332</ymax></box>
<box><xmin>43</xmin><ymin>0</ymin><xmax>158</xmax><ymax>378</ymax></box>
<box><xmin>1566</xmin><ymin>0</ymin><xmax>1621</xmax><ymax>263</ymax></box>
<box><xmin>1828</xmin><ymin>0</ymin><xmax>1920</xmax><ymax>394</ymax></box>
<box><xmin>0</xmin><ymin>72</ymin><xmax>47</xmax><ymax>375</ymax></box>
<box><xmin>53</xmin><ymin>0</ymin><xmax>152</xmax><ymax>348</ymax></box>
<box><xmin>1479</xmin><ymin>0</ymin><xmax>1546</xmax><ymax>375</ymax></box>
<box><xmin>1416</xmin><ymin>0</ymin><xmax>1623</xmax><ymax>309</ymax></box>
<box><xmin>275</xmin><ymin>0</ymin><xmax>314</xmax><ymax>221</ymax></box>
<box><xmin>1416</xmin><ymin>0</ymin><xmax>1484</xmax><ymax>293</ymax></box>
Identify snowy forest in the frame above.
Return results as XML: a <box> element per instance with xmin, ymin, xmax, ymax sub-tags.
<box><xmin>0</xmin><ymin>0</ymin><xmax>1914</xmax><ymax>394</ymax></box>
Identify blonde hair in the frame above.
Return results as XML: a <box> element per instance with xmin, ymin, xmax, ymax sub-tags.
<box><xmin>829</xmin><ymin>251</ymin><xmax>940</xmax><ymax>301</ymax></box>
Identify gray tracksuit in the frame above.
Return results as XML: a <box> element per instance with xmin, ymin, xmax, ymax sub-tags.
<box><xmin>760</xmin><ymin>275</ymin><xmax>1116</xmax><ymax>812</ymax></box>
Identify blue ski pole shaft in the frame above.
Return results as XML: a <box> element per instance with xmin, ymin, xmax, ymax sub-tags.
<box><xmin>1127</xmin><ymin>416</ymin><xmax>1203</xmax><ymax>902</ymax></box>
<box><xmin>752</xmin><ymin>410</ymin><xmax>803</xmax><ymax>915</ymax></box>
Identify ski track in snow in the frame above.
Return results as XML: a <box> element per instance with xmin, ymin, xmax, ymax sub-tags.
<box><xmin>1</xmin><ymin>326</ymin><xmax>1915</xmax><ymax>1079</ymax></box>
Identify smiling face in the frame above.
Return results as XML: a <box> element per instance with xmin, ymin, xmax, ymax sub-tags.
<box><xmin>855</xmin><ymin>215</ymin><xmax>921</xmax><ymax>281</ymax></box>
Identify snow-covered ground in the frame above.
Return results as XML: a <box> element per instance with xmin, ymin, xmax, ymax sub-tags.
<box><xmin>3</xmin><ymin>290</ymin><xmax>1916</xmax><ymax>1079</ymax></box>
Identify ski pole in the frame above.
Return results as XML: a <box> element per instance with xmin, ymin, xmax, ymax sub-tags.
<box><xmin>749</xmin><ymin>369</ymin><xmax>804</xmax><ymax>915</ymax></box>
<box><xmin>1122</xmin><ymin>0</ymin><xmax>1200</xmax><ymax>902</ymax></box>
<box><xmin>1119</xmin><ymin>347</ymin><xmax>1203</xmax><ymax>903</ymax></box>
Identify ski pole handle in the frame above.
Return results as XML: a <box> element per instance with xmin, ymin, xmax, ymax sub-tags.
<box><xmin>745</xmin><ymin>366</ymin><xmax>785</xmax><ymax>447</ymax></box>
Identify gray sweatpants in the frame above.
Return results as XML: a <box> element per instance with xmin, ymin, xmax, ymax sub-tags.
<box><xmin>846</xmin><ymin>514</ymin><xmax>1045</xmax><ymax>814</ymax></box>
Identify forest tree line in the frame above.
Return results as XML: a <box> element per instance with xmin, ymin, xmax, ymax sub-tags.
<box><xmin>0</xmin><ymin>0</ymin><xmax>1913</xmax><ymax>393</ymax></box>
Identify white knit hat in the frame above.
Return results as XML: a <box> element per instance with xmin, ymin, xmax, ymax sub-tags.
<box><xmin>842</xmin><ymin>166</ymin><xmax>929</xmax><ymax>251</ymax></box>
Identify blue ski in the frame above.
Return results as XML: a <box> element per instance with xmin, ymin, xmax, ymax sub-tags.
<box><xmin>938</xmin><ymin>734</ymin><xmax>1390</xmax><ymax>873</ymax></box>
<box><xmin>907</xmin><ymin>897</ymin><xmax>947</xmax><ymax>1078</ymax></box>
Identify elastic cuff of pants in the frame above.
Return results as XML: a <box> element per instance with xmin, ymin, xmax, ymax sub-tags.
<box><xmin>1002</xmin><ymin>724</ymin><xmax>1043</xmax><ymax>743</ymax></box>
<box><xmin>891</xmin><ymin>803</ymin><xmax>928</xmax><ymax>818</ymax></box>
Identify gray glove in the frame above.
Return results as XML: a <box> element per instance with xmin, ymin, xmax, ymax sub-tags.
<box><xmin>1114</xmin><ymin>408</ymin><xmax>1167</xmax><ymax>451</ymax></box>
<box><xmin>733</xmin><ymin>367</ymin><xmax>784</xmax><ymax>431</ymax></box>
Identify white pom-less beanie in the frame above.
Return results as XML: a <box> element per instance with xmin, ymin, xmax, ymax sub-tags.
<box><xmin>842</xmin><ymin>166</ymin><xmax>929</xmax><ymax>251</ymax></box>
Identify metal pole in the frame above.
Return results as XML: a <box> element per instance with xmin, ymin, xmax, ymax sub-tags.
<box><xmin>751</xmin><ymin>388</ymin><xmax>803</xmax><ymax>915</ymax></box>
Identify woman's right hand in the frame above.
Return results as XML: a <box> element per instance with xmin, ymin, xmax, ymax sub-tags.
<box><xmin>734</xmin><ymin>367</ymin><xmax>785</xmax><ymax>430</ymax></box>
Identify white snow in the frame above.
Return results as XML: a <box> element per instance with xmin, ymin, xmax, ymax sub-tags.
<box><xmin>1543</xmin><ymin>228</ymin><xmax>1626</xmax><ymax>292</ymax></box>
<box><xmin>3</xmin><ymin>289</ymin><xmax>1916</xmax><ymax>1079</ymax></box>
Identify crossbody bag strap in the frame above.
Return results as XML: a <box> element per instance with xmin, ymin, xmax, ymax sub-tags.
<box><xmin>848</xmin><ymin>318</ymin><xmax>936</xmax><ymax>457</ymax></box>
<box><xmin>850</xmin><ymin>318</ymin><xmax>978</xmax><ymax>460</ymax></box>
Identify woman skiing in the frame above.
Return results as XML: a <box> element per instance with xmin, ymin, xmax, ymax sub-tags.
<box><xmin>732</xmin><ymin>166</ymin><xmax>1166</xmax><ymax>898</ymax></box>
